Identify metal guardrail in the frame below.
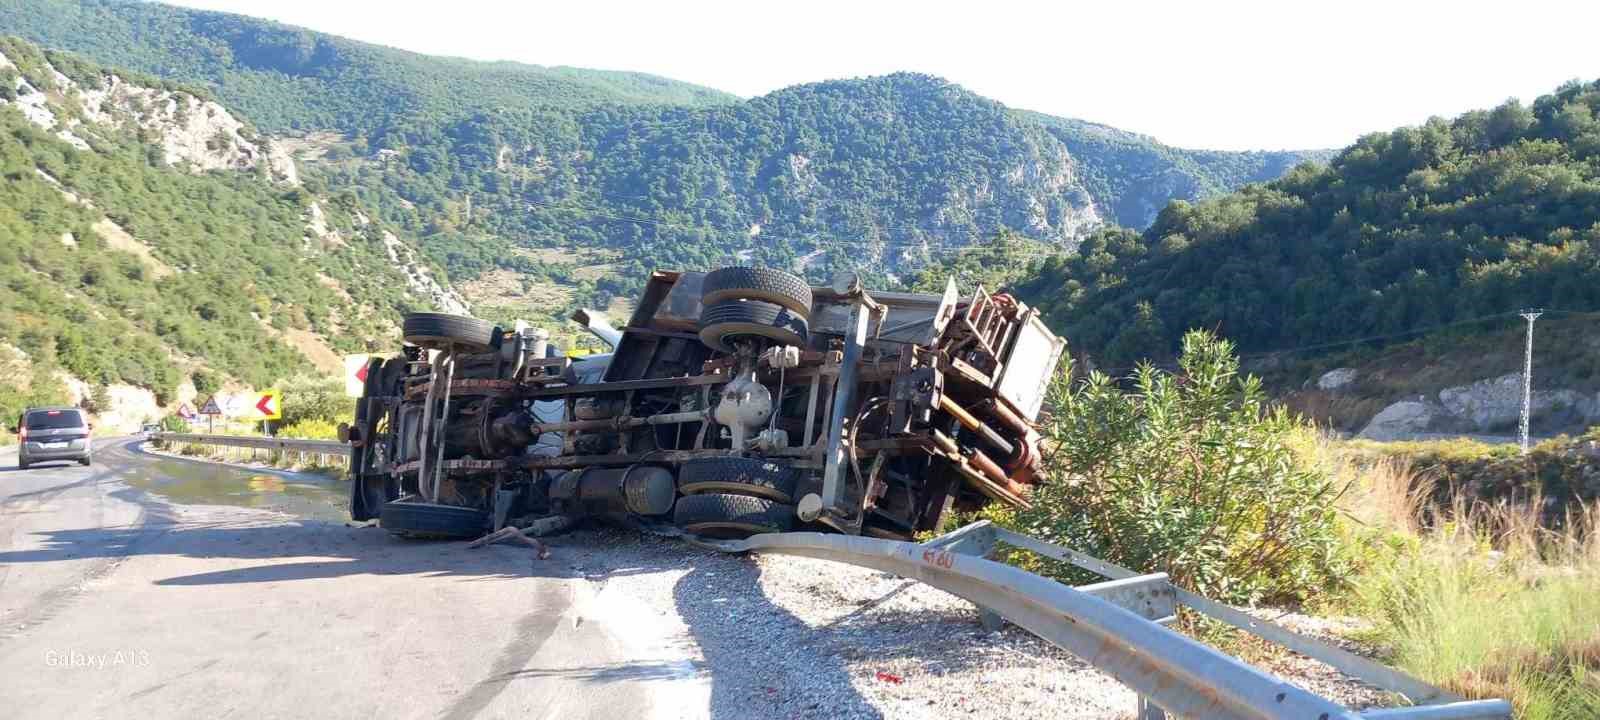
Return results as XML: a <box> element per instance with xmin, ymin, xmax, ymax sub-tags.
<box><xmin>706</xmin><ymin>521</ymin><xmax>1511</xmax><ymax>720</ymax></box>
<box><xmin>151</xmin><ymin>432</ymin><xmax>350</xmax><ymax>462</ymax></box>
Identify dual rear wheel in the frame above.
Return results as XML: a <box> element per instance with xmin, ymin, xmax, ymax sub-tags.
<box><xmin>696</xmin><ymin>266</ymin><xmax>814</xmax><ymax>354</ymax></box>
<box><xmin>678</xmin><ymin>267</ymin><xmax>815</xmax><ymax>537</ymax></box>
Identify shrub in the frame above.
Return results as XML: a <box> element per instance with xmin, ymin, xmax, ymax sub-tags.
<box><xmin>274</xmin><ymin>374</ymin><xmax>353</xmax><ymax>428</ymax></box>
<box><xmin>1013</xmin><ymin>330</ymin><xmax>1350</xmax><ymax>605</ymax></box>
<box><xmin>278</xmin><ymin>417</ymin><xmax>339</xmax><ymax>440</ymax></box>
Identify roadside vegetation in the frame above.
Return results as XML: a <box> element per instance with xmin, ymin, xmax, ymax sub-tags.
<box><xmin>997</xmin><ymin>331</ymin><xmax>1350</xmax><ymax>604</ymax></box>
<box><xmin>980</xmin><ymin>330</ymin><xmax>1599</xmax><ymax>718</ymax></box>
<box><xmin>155</xmin><ymin>374</ymin><xmax>351</xmax><ymax>473</ymax></box>
<box><xmin>1344</xmin><ymin>466</ymin><xmax>1600</xmax><ymax>719</ymax></box>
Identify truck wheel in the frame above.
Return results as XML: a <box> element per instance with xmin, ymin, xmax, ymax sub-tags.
<box><xmin>350</xmin><ymin>356</ymin><xmax>395</xmax><ymax>521</ymax></box>
<box><xmin>402</xmin><ymin>312</ymin><xmax>499</xmax><ymax>353</ymax></box>
<box><xmin>380</xmin><ymin>499</ymin><xmax>489</xmax><ymax>539</ymax></box>
<box><xmin>673</xmin><ymin>493</ymin><xmax>795</xmax><ymax>537</ymax></box>
<box><xmin>677</xmin><ymin>457</ymin><xmax>800</xmax><ymax>504</ymax></box>
<box><xmin>701</xmin><ymin>267</ymin><xmax>813</xmax><ymax>318</ymax></box>
<box><xmin>698</xmin><ymin>299</ymin><xmax>808</xmax><ymax>352</ymax></box>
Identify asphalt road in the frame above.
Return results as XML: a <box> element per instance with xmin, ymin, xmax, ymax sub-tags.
<box><xmin>0</xmin><ymin>438</ymin><xmax>708</xmax><ymax>719</ymax></box>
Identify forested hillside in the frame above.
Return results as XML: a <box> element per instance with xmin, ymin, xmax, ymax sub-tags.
<box><xmin>0</xmin><ymin>0</ymin><xmax>739</xmax><ymax>132</ymax></box>
<box><xmin>1027</xmin><ymin>113</ymin><xmax>1333</xmax><ymax>228</ymax></box>
<box><xmin>0</xmin><ymin>36</ymin><xmax>452</xmax><ymax>425</ymax></box>
<box><xmin>1013</xmin><ymin>80</ymin><xmax>1600</xmax><ymax>368</ymax></box>
<box><xmin>3</xmin><ymin>0</ymin><xmax>1319</xmax><ymax>319</ymax></box>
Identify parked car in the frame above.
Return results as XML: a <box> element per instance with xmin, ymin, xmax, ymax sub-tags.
<box><xmin>345</xmin><ymin>267</ymin><xmax>1064</xmax><ymax>540</ymax></box>
<box><xmin>17</xmin><ymin>406</ymin><xmax>93</xmax><ymax>469</ymax></box>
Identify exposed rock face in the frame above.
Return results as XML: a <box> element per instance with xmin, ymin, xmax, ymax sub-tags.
<box><xmin>305</xmin><ymin>201</ymin><xmax>344</xmax><ymax>246</ymax></box>
<box><xmin>0</xmin><ymin>48</ymin><xmax>297</xmax><ymax>184</ymax></box>
<box><xmin>381</xmin><ymin>231</ymin><xmax>471</xmax><ymax>315</ymax></box>
<box><xmin>1437</xmin><ymin>373</ymin><xmax>1599</xmax><ymax>433</ymax></box>
<box><xmin>1317</xmin><ymin>368</ymin><xmax>1358</xmax><ymax>391</ymax></box>
<box><xmin>1359</xmin><ymin>373</ymin><xmax>1600</xmax><ymax>440</ymax></box>
<box><xmin>1359</xmin><ymin>400</ymin><xmax>1455</xmax><ymax>441</ymax></box>
<box><xmin>4</xmin><ymin>61</ymin><xmax>59</xmax><ymax>130</ymax></box>
<box><xmin>79</xmin><ymin>75</ymin><xmax>299</xmax><ymax>184</ymax></box>
<box><xmin>94</xmin><ymin>384</ymin><xmax>163</xmax><ymax>433</ymax></box>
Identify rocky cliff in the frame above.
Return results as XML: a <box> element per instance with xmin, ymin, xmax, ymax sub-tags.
<box><xmin>1330</xmin><ymin>367</ymin><xmax>1600</xmax><ymax>441</ymax></box>
<box><xmin>0</xmin><ymin>37</ymin><xmax>468</xmax><ymax>427</ymax></box>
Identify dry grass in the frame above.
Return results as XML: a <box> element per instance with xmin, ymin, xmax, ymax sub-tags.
<box><xmin>1322</xmin><ymin>432</ymin><xmax>1600</xmax><ymax>719</ymax></box>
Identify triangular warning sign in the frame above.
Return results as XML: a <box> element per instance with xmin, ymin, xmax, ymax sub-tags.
<box><xmin>199</xmin><ymin>395</ymin><xmax>223</xmax><ymax>415</ymax></box>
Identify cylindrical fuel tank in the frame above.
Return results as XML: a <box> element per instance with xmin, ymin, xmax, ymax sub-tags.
<box><xmin>551</xmin><ymin>466</ymin><xmax>676</xmax><ymax>518</ymax></box>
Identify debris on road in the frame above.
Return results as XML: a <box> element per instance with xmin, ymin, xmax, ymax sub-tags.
<box><xmin>466</xmin><ymin>526</ymin><xmax>551</xmax><ymax>559</ymax></box>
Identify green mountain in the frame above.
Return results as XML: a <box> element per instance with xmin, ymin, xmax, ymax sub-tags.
<box><xmin>0</xmin><ymin>36</ymin><xmax>457</xmax><ymax>426</ymax></box>
<box><xmin>0</xmin><ymin>0</ymin><xmax>739</xmax><ymax>133</ymax></box>
<box><xmin>2</xmin><ymin>0</ymin><xmax>1320</xmax><ymax>317</ymax></box>
<box><xmin>1025</xmin><ymin>113</ymin><xmax>1334</xmax><ymax>228</ymax></box>
<box><xmin>1014</xmin><ymin>80</ymin><xmax>1600</xmax><ymax>370</ymax></box>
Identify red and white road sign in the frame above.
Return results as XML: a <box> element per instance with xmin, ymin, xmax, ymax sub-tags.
<box><xmin>344</xmin><ymin>354</ymin><xmax>376</xmax><ymax>398</ymax></box>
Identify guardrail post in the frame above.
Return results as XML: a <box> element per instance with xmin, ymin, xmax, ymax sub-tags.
<box><xmin>1137</xmin><ymin>696</ymin><xmax>1168</xmax><ymax>720</ymax></box>
<box><xmin>923</xmin><ymin>522</ymin><xmax>1004</xmax><ymax>631</ymax></box>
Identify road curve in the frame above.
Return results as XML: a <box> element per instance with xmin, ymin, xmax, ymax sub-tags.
<box><xmin>0</xmin><ymin>438</ymin><xmax>707</xmax><ymax>719</ymax></box>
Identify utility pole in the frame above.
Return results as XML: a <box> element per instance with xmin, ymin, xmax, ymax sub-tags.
<box><xmin>1518</xmin><ymin>309</ymin><xmax>1543</xmax><ymax>454</ymax></box>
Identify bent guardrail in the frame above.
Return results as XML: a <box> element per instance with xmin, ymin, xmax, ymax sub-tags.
<box><xmin>150</xmin><ymin>432</ymin><xmax>349</xmax><ymax>466</ymax></box>
<box><xmin>705</xmin><ymin>521</ymin><xmax>1511</xmax><ymax>720</ymax></box>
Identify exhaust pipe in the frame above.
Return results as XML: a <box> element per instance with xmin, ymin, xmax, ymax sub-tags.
<box><xmin>570</xmin><ymin>308</ymin><xmax>623</xmax><ymax>349</ymax></box>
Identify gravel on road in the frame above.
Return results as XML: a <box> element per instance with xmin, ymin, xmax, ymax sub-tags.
<box><xmin>556</xmin><ymin>528</ymin><xmax>1396</xmax><ymax>720</ymax></box>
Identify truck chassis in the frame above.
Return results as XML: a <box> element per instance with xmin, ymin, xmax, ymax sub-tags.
<box><xmin>344</xmin><ymin>267</ymin><xmax>1064</xmax><ymax>540</ymax></box>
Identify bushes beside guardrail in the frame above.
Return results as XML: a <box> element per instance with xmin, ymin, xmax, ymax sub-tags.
<box><xmin>1009</xmin><ymin>330</ymin><xmax>1350</xmax><ymax>606</ymax></box>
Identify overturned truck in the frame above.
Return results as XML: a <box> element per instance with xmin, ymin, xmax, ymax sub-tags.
<box><xmin>344</xmin><ymin>267</ymin><xmax>1064</xmax><ymax>540</ymax></box>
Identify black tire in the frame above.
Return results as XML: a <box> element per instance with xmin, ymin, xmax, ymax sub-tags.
<box><xmin>349</xmin><ymin>356</ymin><xmax>390</xmax><ymax>521</ymax></box>
<box><xmin>673</xmin><ymin>493</ymin><xmax>795</xmax><ymax>537</ymax></box>
<box><xmin>380</xmin><ymin>500</ymin><xmax>489</xmax><ymax>539</ymax></box>
<box><xmin>698</xmin><ymin>299</ymin><xmax>808</xmax><ymax>352</ymax></box>
<box><xmin>17</xmin><ymin>459</ymin><xmax>28</xmax><ymax>470</ymax></box>
<box><xmin>677</xmin><ymin>457</ymin><xmax>800</xmax><ymax>504</ymax></box>
<box><xmin>78</xmin><ymin>457</ymin><xmax>91</xmax><ymax>467</ymax></box>
<box><xmin>402</xmin><ymin>312</ymin><xmax>499</xmax><ymax>353</ymax></box>
<box><xmin>701</xmin><ymin>267</ymin><xmax>813</xmax><ymax>318</ymax></box>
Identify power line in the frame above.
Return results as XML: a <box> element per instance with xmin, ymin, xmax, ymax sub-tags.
<box><xmin>519</xmin><ymin>196</ymin><xmax>1072</xmax><ymax>257</ymax></box>
<box><xmin>1084</xmin><ymin>311</ymin><xmax>1539</xmax><ymax>378</ymax></box>
<box><xmin>1236</xmin><ymin>312</ymin><xmax>1524</xmax><ymax>360</ymax></box>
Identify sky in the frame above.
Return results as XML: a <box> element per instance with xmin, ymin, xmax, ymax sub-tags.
<box><xmin>166</xmin><ymin>0</ymin><xmax>1599</xmax><ymax>151</ymax></box>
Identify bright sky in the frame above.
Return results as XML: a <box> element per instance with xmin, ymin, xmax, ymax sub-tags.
<box><xmin>167</xmin><ymin>0</ymin><xmax>1598</xmax><ymax>151</ymax></box>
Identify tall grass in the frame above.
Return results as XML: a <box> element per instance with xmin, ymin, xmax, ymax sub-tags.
<box><xmin>1329</xmin><ymin>437</ymin><xmax>1600</xmax><ymax>720</ymax></box>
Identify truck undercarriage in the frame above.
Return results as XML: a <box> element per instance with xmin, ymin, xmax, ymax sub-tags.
<box><xmin>344</xmin><ymin>267</ymin><xmax>1064</xmax><ymax>540</ymax></box>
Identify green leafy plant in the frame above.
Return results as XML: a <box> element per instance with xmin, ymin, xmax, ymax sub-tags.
<box><xmin>1014</xmin><ymin>330</ymin><xmax>1350</xmax><ymax>604</ymax></box>
<box><xmin>273</xmin><ymin>374</ymin><xmax>353</xmax><ymax>429</ymax></box>
<box><xmin>278</xmin><ymin>417</ymin><xmax>339</xmax><ymax>440</ymax></box>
